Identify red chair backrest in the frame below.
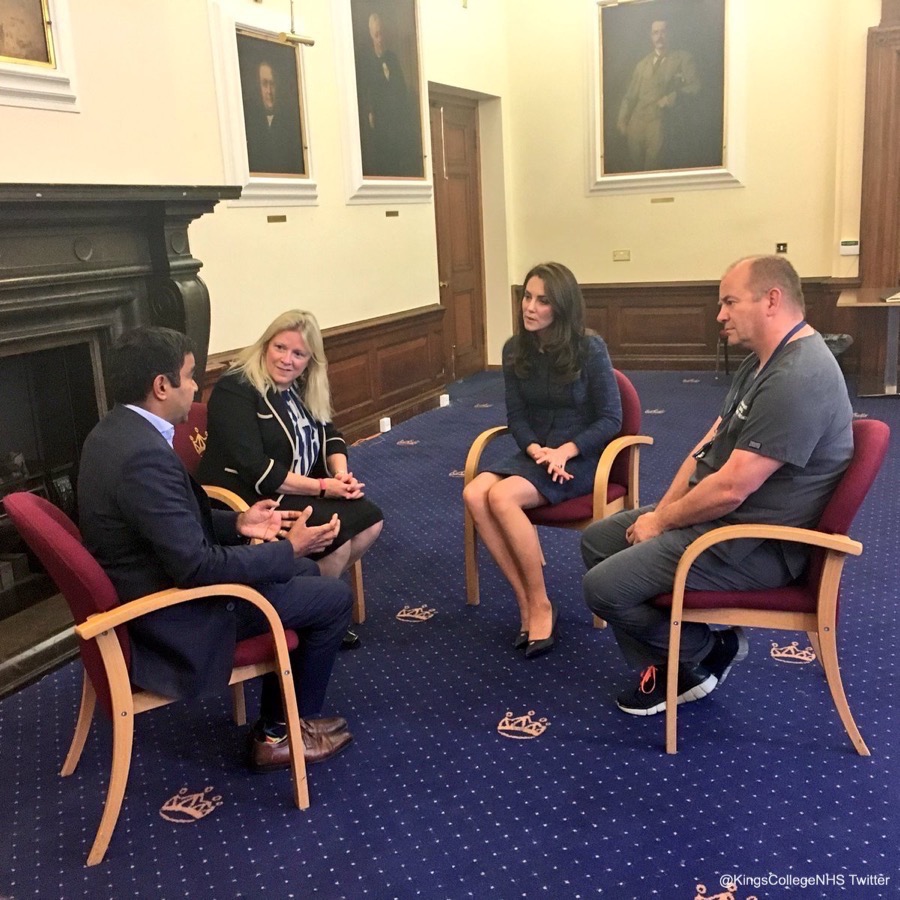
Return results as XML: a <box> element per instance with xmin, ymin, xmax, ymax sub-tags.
<box><xmin>2</xmin><ymin>492</ymin><xmax>128</xmax><ymax>718</ymax></box>
<box><xmin>804</xmin><ymin>418</ymin><xmax>890</xmax><ymax>587</ymax></box>
<box><xmin>172</xmin><ymin>401</ymin><xmax>208</xmax><ymax>477</ymax></box>
<box><xmin>609</xmin><ymin>370</ymin><xmax>642</xmax><ymax>488</ymax></box>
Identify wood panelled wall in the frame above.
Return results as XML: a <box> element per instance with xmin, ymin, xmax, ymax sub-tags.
<box><xmin>204</xmin><ymin>305</ymin><xmax>446</xmax><ymax>443</ymax></box>
<box><xmin>513</xmin><ymin>277</ymin><xmax>861</xmax><ymax>371</ymax></box>
<box><xmin>860</xmin><ymin>6</ymin><xmax>900</xmax><ymax>287</ymax></box>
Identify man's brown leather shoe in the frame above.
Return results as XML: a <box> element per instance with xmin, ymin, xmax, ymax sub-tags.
<box><xmin>249</xmin><ymin>720</ymin><xmax>352</xmax><ymax>772</ymax></box>
<box><xmin>303</xmin><ymin>715</ymin><xmax>348</xmax><ymax>736</ymax></box>
<box><xmin>301</xmin><ymin>724</ymin><xmax>353</xmax><ymax>765</ymax></box>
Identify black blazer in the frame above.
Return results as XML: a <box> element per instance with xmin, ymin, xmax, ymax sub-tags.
<box><xmin>77</xmin><ymin>405</ymin><xmax>296</xmax><ymax>699</ymax></box>
<box><xmin>197</xmin><ymin>372</ymin><xmax>347</xmax><ymax>506</ymax></box>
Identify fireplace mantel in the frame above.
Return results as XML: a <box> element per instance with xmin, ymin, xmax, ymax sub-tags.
<box><xmin>0</xmin><ymin>183</ymin><xmax>241</xmax><ymax>379</ymax></box>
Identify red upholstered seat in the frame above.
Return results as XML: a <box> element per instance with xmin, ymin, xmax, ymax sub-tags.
<box><xmin>233</xmin><ymin>629</ymin><xmax>299</xmax><ymax>666</ymax></box>
<box><xmin>172</xmin><ymin>400</ymin><xmax>208</xmax><ymax>478</ymax></box>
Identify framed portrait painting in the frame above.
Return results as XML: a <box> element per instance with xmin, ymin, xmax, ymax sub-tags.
<box><xmin>589</xmin><ymin>0</ymin><xmax>744</xmax><ymax>194</ymax></box>
<box><xmin>209</xmin><ymin>2</ymin><xmax>316</xmax><ymax>206</ymax></box>
<box><xmin>333</xmin><ymin>0</ymin><xmax>431</xmax><ymax>204</ymax></box>
<box><xmin>236</xmin><ymin>29</ymin><xmax>308</xmax><ymax>179</ymax></box>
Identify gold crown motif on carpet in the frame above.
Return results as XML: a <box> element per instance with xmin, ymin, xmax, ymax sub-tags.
<box><xmin>190</xmin><ymin>427</ymin><xmax>207</xmax><ymax>456</ymax></box>
<box><xmin>396</xmin><ymin>439</ymin><xmax>420</xmax><ymax>446</ymax></box>
<box><xmin>497</xmin><ymin>710</ymin><xmax>549</xmax><ymax>739</ymax></box>
<box><xmin>396</xmin><ymin>604</ymin><xmax>437</xmax><ymax>622</ymax></box>
<box><xmin>160</xmin><ymin>786</ymin><xmax>223</xmax><ymax>823</ymax></box>
<box><xmin>770</xmin><ymin>641</ymin><xmax>816</xmax><ymax>664</ymax></box>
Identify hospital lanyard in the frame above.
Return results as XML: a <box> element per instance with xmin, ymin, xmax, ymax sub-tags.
<box><xmin>693</xmin><ymin>319</ymin><xmax>807</xmax><ymax>461</ymax></box>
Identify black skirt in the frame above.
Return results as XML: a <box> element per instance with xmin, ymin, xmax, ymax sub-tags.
<box><xmin>275</xmin><ymin>494</ymin><xmax>383</xmax><ymax>560</ymax></box>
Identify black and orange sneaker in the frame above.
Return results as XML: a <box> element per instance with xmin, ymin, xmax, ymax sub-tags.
<box><xmin>616</xmin><ymin>663</ymin><xmax>717</xmax><ymax>716</ymax></box>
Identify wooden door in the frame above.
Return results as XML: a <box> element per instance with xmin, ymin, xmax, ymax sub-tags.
<box><xmin>429</xmin><ymin>94</ymin><xmax>486</xmax><ymax>380</ymax></box>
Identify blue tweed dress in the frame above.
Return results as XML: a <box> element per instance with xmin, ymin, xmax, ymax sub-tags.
<box><xmin>486</xmin><ymin>335</ymin><xmax>623</xmax><ymax>505</ymax></box>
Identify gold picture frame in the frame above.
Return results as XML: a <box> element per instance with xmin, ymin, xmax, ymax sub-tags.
<box><xmin>0</xmin><ymin>0</ymin><xmax>55</xmax><ymax>68</ymax></box>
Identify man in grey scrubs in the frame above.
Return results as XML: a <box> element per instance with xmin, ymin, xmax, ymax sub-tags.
<box><xmin>582</xmin><ymin>255</ymin><xmax>853</xmax><ymax>716</ymax></box>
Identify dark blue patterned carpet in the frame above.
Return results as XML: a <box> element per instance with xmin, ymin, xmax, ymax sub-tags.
<box><xmin>0</xmin><ymin>370</ymin><xmax>897</xmax><ymax>899</ymax></box>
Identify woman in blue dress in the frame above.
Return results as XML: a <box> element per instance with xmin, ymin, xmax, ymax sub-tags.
<box><xmin>463</xmin><ymin>262</ymin><xmax>622</xmax><ymax>658</ymax></box>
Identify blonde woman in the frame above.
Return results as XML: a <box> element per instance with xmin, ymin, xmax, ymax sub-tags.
<box><xmin>199</xmin><ymin>310</ymin><xmax>383</xmax><ymax>646</ymax></box>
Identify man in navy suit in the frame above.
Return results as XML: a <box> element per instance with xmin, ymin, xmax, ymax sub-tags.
<box><xmin>78</xmin><ymin>327</ymin><xmax>352</xmax><ymax>770</ymax></box>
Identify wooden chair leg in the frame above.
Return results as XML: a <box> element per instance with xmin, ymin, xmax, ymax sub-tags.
<box><xmin>231</xmin><ymin>684</ymin><xmax>247</xmax><ymax>726</ymax></box>
<box><xmin>350</xmin><ymin>560</ymin><xmax>365</xmax><ymax>624</ymax></box>
<box><xmin>665</xmin><ymin>617</ymin><xmax>685</xmax><ymax>754</ymax></box>
<box><xmin>464</xmin><ymin>510</ymin><xmax>480</xmax><ymax>606</ymax></box>
<box><xmin>816</xmin><ymin>627</ymin><xmax>870</xmax><ymax>756</ymax></box>
<box><xmin>61</xmin><ymin>671</ymin><xmax>96</xmax><ymax>777</ymax></box>
<box><xmin>87</xmin><ymin>692</ymin><xmax>135</xmax><ymax>866</ymax></box>
<box><xmin>275</xmin><ymin>654</ymin><xmax>310</xmax><ymax>811</ymax></box>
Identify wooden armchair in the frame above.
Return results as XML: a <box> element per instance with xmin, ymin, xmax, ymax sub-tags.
<box><xmin>2</xmin><ymin>491</ymin><xmax>309</xmax><ymax>866</ymax></box>
<box><xmin>654</xmin><ymin>418</ymin><xmax>890</xmax><ymax>755</ymax></box>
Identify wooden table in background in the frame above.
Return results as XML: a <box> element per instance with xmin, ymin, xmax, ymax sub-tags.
<box><xmin>837</xmin><ymin>288</ymin><xmax>900</xmax><ymax>396</ymax></box>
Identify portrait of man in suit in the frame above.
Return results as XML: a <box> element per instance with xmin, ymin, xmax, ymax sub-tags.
<box><xmin>237</xmin><ymin>31</ymin><xmax>306</xmax><ymax>178</ymax></box>
<box><xmin>351</xmin><ymin>1</ymin><xmax>424</xmax><ymax>179</ymax></box>
<box><xmin>601</xmin><ymin>0</ymin><xmax>725</xmax><ymax>176</ymax></box>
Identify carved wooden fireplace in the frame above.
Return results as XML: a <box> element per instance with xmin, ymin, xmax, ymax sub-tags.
<box><xmin>0</xmin><ymin>183</ymin><xmax>239</xmax><ymax>697</ymax></box>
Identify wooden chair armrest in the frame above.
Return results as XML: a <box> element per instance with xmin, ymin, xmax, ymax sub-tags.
<box><xmin>202</xmin><ymin>485</ymin><xmax>250</xmax><ymax>512</ymax></box>
<box><xmin>593</xmin><ymin>434</ymin><xmax>654</xmax><ymax>489</ymax></box>
<box><xmin>76</xmin><ymin>584</ymin><xmax>280</xmax><ymax>641</ymax></box>
<box><xmin>592</xmin><ymin>434</ymin><xmax>654</xmax><ymax>517</ymax></box>
<box><xmin>464</xmin><ymin>426</ymin><xmax>510</xmax><ymax>484</ymax></box>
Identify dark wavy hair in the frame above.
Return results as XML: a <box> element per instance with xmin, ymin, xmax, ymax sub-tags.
<box><xmin>511</xmin><ymin>262</ymin><xmax>586</xmax><ymax>381</ymax></box>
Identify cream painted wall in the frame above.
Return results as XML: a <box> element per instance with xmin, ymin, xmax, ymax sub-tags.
<box><xmin>0</xmin><ymin>0</ymin><xmax>885</xmax><ymax>364</ymax></box>
<box><xmin>503</xmin><ymin>0</ymin><xmax>881</xmax><ymax>289</ymax></box>
<box><xmin>0</xmin><ymin>1</ymin><xmax>221</xmax><ymax>183</ymax></box>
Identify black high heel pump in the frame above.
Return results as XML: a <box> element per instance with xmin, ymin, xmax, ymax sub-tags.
<box><xmin>525</xmin><ymin>603</ymin><xmax>558</xmax><ymax>659</ymax></box>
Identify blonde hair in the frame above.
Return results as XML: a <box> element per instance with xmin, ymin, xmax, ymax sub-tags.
<box><xmin>230</xmin><ymin>309</ymin><xmax>333</xmax><ymax>422</ymax></box>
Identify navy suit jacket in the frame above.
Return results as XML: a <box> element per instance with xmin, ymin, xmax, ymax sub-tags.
<box><xmin>77</xmin><ymin>404</ymin><xmax>296</xmax><ymax>699</ymax></box>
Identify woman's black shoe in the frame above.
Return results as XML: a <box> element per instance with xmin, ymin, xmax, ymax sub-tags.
<box><xmin>341</xmin><ymin>629</ymin><xmax>361</xmax><ymax>650</ymax></box>
<box><xmin>514</xmin><ymin>630</ymin><xmax>529</xmax><ymax>650</ymax></box>
<box><xmin>524</xmin><ymin>603</ymin><xmax>558</xmax><ymax>659</ymax></box>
